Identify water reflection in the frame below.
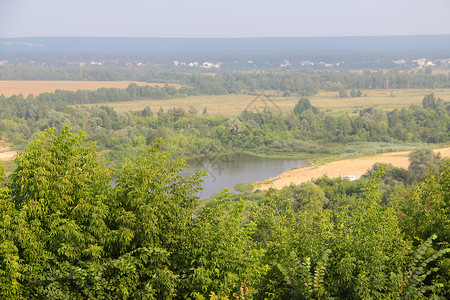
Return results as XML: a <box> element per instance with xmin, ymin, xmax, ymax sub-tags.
<box><xmin>182</xmin><ymin>153</ymin><xmax>305</xmax><ymax>199</ymax></box>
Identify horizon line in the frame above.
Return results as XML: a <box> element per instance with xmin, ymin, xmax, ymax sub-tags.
<box><xmin>1</xmin><ymin>33</ymin><xmax>450</xmax><ymax>39</ymax></box>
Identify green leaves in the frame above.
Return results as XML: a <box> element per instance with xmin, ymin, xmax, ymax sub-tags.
<box><xmin>183</xmin><ymin>193</ymin><xmax>264</xmax><ymax>298</ymax></box>
<box><xmin>393</xmin><ymin>234</ymin><xmax>450</xmax><ymax>299</ymax></box>
<box><xmin>110</xmin><ymin>138</ymin><xmax>204</xmax><ymax>255</ymax></box>
<box><xmin>1</xmin><ymin>126</ymin><xmax>449</xmax><ymax>298</ymax></box>
<box><xmin>278</xmin><ymin>249</ymin><xmax>331</xmax><ymax>299</ymax></box>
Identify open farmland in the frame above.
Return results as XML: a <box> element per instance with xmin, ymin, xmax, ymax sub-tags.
<box><xmin>0</xmin><ymin>80</ymin><xmax>179</xmax><ymax>97</ymax></box>
<box><xmin>81</xmin><ymin>88</ymin><xmax>450</xmax><ymax>116</ymax></box>
<box><xmin>313</xmin><ymin>88</ymin><xmax>450</xmax><ymax>114</ymax></box>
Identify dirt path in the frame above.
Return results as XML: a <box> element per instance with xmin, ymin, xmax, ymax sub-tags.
<box><xmin>256</xmin><ymin>147</ymin><xmax>450</xmax><ymax>190</ymax></box>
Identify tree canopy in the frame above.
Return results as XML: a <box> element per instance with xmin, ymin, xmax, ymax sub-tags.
<box><xmin>0</xmin><ymin>126</ymin><xmax>448</xmax><ymax>299</ymax></box>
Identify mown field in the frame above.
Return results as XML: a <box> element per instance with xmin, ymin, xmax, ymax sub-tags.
<box><xmin>2</xmin><ymin>80</ymin><xmax>449</xmax><ymax>115</ymax></box>
<box><xmin>0</xmin><ymin>80</ymin><xmax>179</xmax><ymax>97</ymax></box>
<box><xmin>82</xmin><ymin>88</ymin><xmax>450</xmax><ymax>116</ymax></box>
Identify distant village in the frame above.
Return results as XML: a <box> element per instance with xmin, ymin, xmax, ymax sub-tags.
<box><xmin>169</xmin><ymin>57</ymin><xmax>449</xmax><ymax>69</ymax></box>
<box><xmin>0</xmin><ymin>56</ymin><xmax>448</xmax><ymax>70</ymax></box>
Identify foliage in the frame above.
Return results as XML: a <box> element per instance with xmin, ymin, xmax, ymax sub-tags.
<box><xmin>0</xmin><ymin>126</ymin><xmax>449</xmax><ymax>298</ymax></box>
<box><xmin>0</xmin><ymin>91</ymin><xmax>448</xmax><ymax>165</ymax></box>
<box><xmin>277</xmin><ymin>249</ymin><xmax>331</xmax><ymax>299</ymax></box>
<box><xmin>391</xmin><ymin>234</ymin><xmax>450</xmax><ymax>299</ymax></box>
<box><xmin>234</xmin><ymin>182</ymin><xmax>255</xmax><ymax>193</ymax></box>
<box><xmin>409</xmin><ymin>149</ymin><xmax>443</xmax><ymax>180</ymax></box>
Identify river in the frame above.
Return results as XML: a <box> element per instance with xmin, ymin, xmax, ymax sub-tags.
<box><xmin>182</xmin><ymin>153</ymin><xmax>306</xmax><ymax>199</ymax></box>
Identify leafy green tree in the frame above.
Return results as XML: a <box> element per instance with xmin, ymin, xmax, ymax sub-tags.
<box><xmin>293</xmin><ymin>98</ymin><xmax>319</xmax><ymax>115</ymax></box>
<box><xmin>253</xmin><ymin>188</ymin><xmax>334</xmax><ymax>299</ymax></box>
<box><xmin>2</xmin><ymin>126</ymin><xmax>208</xmax><ymax>298</ymax></box>
<box><xmin>422</xmin><ymin>93</ymin><xmax>437</xmax><ymax>109</ymax></box>
<box><xmin>399</xmin><ymin>162</ymin><xmax>450</xmax><ymax>295</ymax></box>
<box><xmin>289</xmin><ymin>182</ymin><xmax>329</xmax><ymax>212</ymax></box>
<box><xmin>338</xmin><ymin>89</ymin><xmax>348</xmax><ymax>98</ymax></box>
<box><xmin>182</xmin><ymin>192</ymin><xmax>264</xmax><ymax>298</ymax></box>
<box><xmin>0</xmin><ymin>164</ymin><xmax>23</xmax><ymax>298</ymax></box>
<box><xmin>8</xmin><ymin>124</ymin><xmax>112</xmax><ymax>298</ymax></box>
<box><xmin>328</xmin><ymin>166</ymin><xmax>412</xmax><ymax>298</ymax></box>
<box><xmin>277</xmin><ymin>249</ymin><xmax>331</xmax><ymax>299</ymax></box>
<box><xmin>356</xmin><ymin>89</ymin><xmax>362</xmax><ymax>97</ymax></box>
<box><xmin>409</xmin><ymin>149</ymin><xmax>443</xmax><ymax>180</ymax></box>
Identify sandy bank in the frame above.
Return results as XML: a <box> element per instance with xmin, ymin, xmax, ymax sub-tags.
<box><xmin>0</xmin><ymin>145</ymin><xmax>16</xmax><ymax>161</ymax></box>
<box><xmin>256</xmin><ymin>147</ymin><xmax>450</xmax><ymax>190</ymax></box>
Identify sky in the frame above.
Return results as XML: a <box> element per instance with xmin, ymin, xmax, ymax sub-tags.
<box><xmin>0</xmin><ymin>0</ymin><xmax>449</xmax><ymax>38</ymax></box>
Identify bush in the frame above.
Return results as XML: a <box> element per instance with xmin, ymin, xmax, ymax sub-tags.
<box><xmin>234</xmin><ymin>182</ymin><xmax>255</xmax><ymax>193</ymax></box>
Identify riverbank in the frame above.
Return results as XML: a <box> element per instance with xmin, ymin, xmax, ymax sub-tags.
<box><xmin>255</xmin><ymin>147</ymin><xmax>450</xmax><ymax>191</ymax></box>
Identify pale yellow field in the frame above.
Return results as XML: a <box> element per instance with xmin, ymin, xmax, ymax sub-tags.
<box><xmin>83</xmin><ymin>94</ymin><xmax>294</xmax><ymax>116</ymax></box>
<box><xmin>313</xmin><ymin>88</ymin><xmax>450</xmax><ymax>114</ymax></box>
<box><xmin>81</xmin><ymin>88</ymin><xmax>450</xmax><ymax>116</ymax></box>
<box><xmin>432</xmin><ymin>70</ymin><xmax>450</xmax><ymax>75</ymax></box>
<box><xmin>0</xmin><ymin>80</ymin><xmax>178</xmax><ymax>97</ymax></box>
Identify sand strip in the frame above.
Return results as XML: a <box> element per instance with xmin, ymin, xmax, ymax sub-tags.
<box><xmin>256</xmin><ymin>147</ymin><xmax>450</xmax><ymax>190</ymax></box>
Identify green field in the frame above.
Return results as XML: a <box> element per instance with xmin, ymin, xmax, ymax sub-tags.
<box><xmin>79</xmin><ymin>88</ymin><xmax>450</xmax><ymax>116</ymax></box>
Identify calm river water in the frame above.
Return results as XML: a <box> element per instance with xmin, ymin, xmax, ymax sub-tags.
<box><xmin>182</xmin><ymin>153</ymin><xmax>306</xmax><ymax>199</ymax></box>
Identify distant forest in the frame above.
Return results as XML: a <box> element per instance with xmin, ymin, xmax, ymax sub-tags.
<box><xmin>1</xmin><ymin>66</ymin><xmax>449</xmax><ymax>99</ymax></box>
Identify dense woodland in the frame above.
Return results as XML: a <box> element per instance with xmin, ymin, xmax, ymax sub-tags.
<box><xmin>0</xmin><ymin>125</ymin><xmax>448</xmax><ymax>298</ymax></box>
<box><xmin>1</xmin><ymin>66</ymin><xmax>449</xmax><ymax>96</ymax></box>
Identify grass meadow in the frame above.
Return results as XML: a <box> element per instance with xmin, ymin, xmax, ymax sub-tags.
<box><xmin>1</xmin><ymin>80</ymin><xmax>448</xmax><ymax>115</ymax></box>
<box><xmin>81</xmin><ymin>88</ymin><xmax>450</xmax><ymax>116</ymax></box>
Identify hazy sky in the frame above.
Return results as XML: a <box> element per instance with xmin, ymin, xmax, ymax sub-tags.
<box><xmin>1</xmin><ymin>0</ymin><xmax>449</xmax><ymax>38</ymax></box>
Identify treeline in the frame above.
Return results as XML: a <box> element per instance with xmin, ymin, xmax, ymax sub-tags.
<box><xmin>33</xmin><ymin>83</ymin><xmax>198</xmax><ymax>105</ymax></box>
<box><xmin>0</xmin><ymin>126</ymin><xmax>448</xmax><ymax>298</ymax></box>
<box><xmin>191</xmin><ymin>70</ymin><xmax>450</xmax><ymax>95</ymax></box>
<box><xmin>2</xmin><ymin>66</ymin><xmax>450</xmax><ymax>97</ymax></box>
<box><xmin>0</xmin><ymin>92</ymin><xmax>448</xmax><ymax>162</ymax></box>
<box><xmin>0</xmin><ymin>65</ymin><xmax>187</xmax><ymax>82</ymax></box>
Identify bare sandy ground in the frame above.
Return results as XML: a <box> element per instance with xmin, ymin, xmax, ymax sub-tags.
<box><xmin>256</xmin><ymin>147</ymin><xmax>450</xmax><ymax>190</ymax></box>
<box><xmin>0</xmin><ymin>145</ymin><xmax>16</xmax><ymax>161</ymax></box>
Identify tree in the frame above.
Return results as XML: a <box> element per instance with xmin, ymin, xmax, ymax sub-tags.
<box><xmin>293</xmin><ymin>98</ymin><xmax>312</xmax><ymax>115</ymax></box>
<box><xmin>188</xmin><ymin>106</ymin><xmax>198</xmax><ymax>115</ymax></box>
<box><xmin>8</xmin><ymin>124</ymin><xmax>112</xmax><ymax>298</ymax></box>
<box><xmin>141</xmin><ymin>106</ymin><xmax>153</xmax><ymax>117</ymax></box>
<box><xmin>183</xmin><ymin>192</ymin><xmax>264</xmax><ymax>298</ymax></box>
<box><xmin>289</xmin><ymin>182</ymin><xmax>328</xmax><ymax>212</ymax></box>
<box><xmin>0</xmin><ymin>164</ymin><xmax>22</xmax><ymax>298</ymax></box>
<box><xmin>338</xmin><ymin>89</ymin><xmax>348</xmax><ymax>98</ymax></box>
<box><xmin>408</xmin><ymin>149</ymin><xmax>442</xmax><ymax>180</ymax></box>
<box><xmin>356</xmin><ymin>89</ymin><xmax>363</xmax><ymax>97</ymax></box>
<box><xmin>422</xmin><ymin>93</ymin><xmax>437</xmax><ymax>110</ymax></box>
<box><xmin>2</xmin><ymin>126</ymin><xmax>208</xmax><ymax>298</ymax></box>
<box><xmin>328</xmin><ymin>166</ymin><xmax>412</xmax><ymax>298</ymax></box>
